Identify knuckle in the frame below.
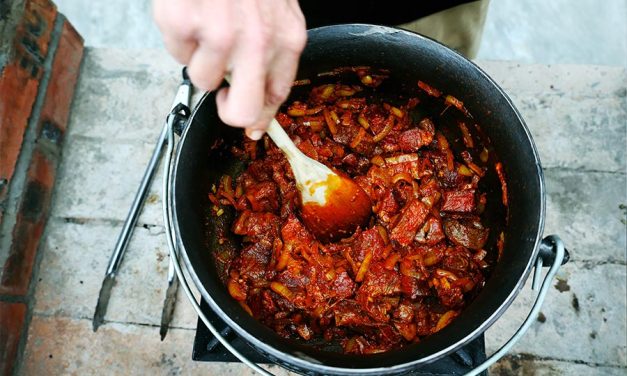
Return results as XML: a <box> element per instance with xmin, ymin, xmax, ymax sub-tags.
<box><xmin>247</xmin><ymin>29</ymin><xmax>271</xmax><ymax>52</ymax></box>
<box><xmin>187</xmin><ymin>70</ymin><xmax>208</xmax><ymax>90</ymax></box>
<box><xmin>267</xmin><ymin>84</ymin><xmax>290</xmax><ymax>106</ymax></box>
<box><xmin>219</xmin><ymin>107</ymin><xmax>257</xmax><ymax>128</ymax></box>
<box><xmin>187</xmin><ymin>64</ymin><xmax>217</xmax><ymax>91</ymax></box>
<box><xmin>285</xmin><ymin>28</ymin><xmax>307</xmax><ymax>53</ymax></box>
<box><xmin>207</xmin><ymin>30</ymin><xmax>235</xmax><ymax>53</ymax></box>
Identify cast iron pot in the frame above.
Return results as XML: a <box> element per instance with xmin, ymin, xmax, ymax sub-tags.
<box><xmin>168</xmin><ymin>24</ymin><xmax>564</xmax><ymax>375</ymax></box>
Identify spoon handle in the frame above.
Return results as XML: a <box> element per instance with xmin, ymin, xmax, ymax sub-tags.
<box><xmin>266</xmin><ymin>119</ymin><xmax>308</xmax><ymax>162</ymax></box>
<box><xmin>265</xmin><ymin>119</ymin><xmax>335</xmax><ymax>206</ymax></box>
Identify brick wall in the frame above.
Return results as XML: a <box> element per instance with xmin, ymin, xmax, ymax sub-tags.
<box><xmin>0</xmin><ymin>0</ymin><xmax>83</xmax><ymax>374</ymax></box>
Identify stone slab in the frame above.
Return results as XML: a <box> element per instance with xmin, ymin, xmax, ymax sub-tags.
<box><xmin>485</xmin><ymin>262</ymin><xmax>627</xmax><ymax>367</ymax></box>
<box><xmin>53</xmin><ymin>0</ymin><xmax>164</xmax><ymax>49</ymax></box>
<box><xmin>544</xmin><ymin>169</ymin><xmax>626</xmax><ymax>263</ymax></box>
<box><xmin>23</xmin><ymin>301</ymin><xmax>627</xmax><ymax>375</ymax></box>
<box><xmin>32</xmin><ymin>218</ymin><xmax>197</xmax><ymax>329</ymax></box>
<box><xmin>29</xmin><ymin>219</ymin><xmax>627</xmax><ymax>370</ymax></box>
<box><xmin>66</xmin><ymin>49</ymin><xmax>180</xmax><ymax>142</ymax></box>
<box><xmin>477</xmin><ymin>62</ymin><xmax>627</xmax><ymax>99</ymax></box>
<box><xmin>22</xmin><ymin>315</ymin><xmax>292</xmax><ymax>376</ymax></box>
<box><xmin>479</xmin><ymin>62</ymin><xmax>627</xmax><ymax>173</ymax></box>
<box><xmin>477</xmin><ymin>0</ymin><xmax>627</xmax><ymax>66</ymax></box>
<box><xmin>49</xmin><ymin>137</ymin><xmax>164</xmax><ymax>225</ymax></box>
<box><xmin>492</xmin><ymin>355</ymin><xmax>627</xmax><ymax>376</ymax></box>
<box><xmin>64</xmin><ymin>48</ymin><xmax>206</xmax><ymax>143</ymax></box>
<box><xmin>515</xmin><ymin>95</ymin><xmax>626</xmax><ymax>173</ymax></box>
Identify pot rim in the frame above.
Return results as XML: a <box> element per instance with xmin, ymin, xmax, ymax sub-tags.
<box><xmin>170</xmin><ymin>23</ymin><xmax>546</xmax><ymax>374</ymax></box>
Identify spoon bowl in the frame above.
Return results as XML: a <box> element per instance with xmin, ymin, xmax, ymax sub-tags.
<box><xmin>266</xmin><ymin>119</ymin><xmax>372</xmax><ymax>242</ymax></box>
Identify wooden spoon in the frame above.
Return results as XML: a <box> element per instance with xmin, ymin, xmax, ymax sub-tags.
<box><xmin>266</xmin><ymin>119</ymin><xmax>372</xmax><ymax>242</ymax></box>
<box><xmin>221</xmin><ymin>76</ymin><xmax>371</xmax><ymax>241</ymax></box>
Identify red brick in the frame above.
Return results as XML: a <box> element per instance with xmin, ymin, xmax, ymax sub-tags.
<box><xmin>0</xmin><ymin>301</ymin><xmax>27</xmax><ymax>376</ymax></box>
<box><xmin>0</xmin><ymin>64</ymin><xmax>42</xmax><ymax>215</ymax></box>
<box><xmin>0</xmin><ymin>18</ymin><xmax>83</xmax><ymax>296</ymax></box>
<box><xmin>20</xmin><ymin>0</ymin><xmax>58</xmax><ymax>60</ymax></box>
<box><xmin>38</xmin><ymin>20</ymin><xmax>84</xmax><ymax>136</ymax></box>
<box><xmin>0</xmin><ymin>0</ymin><xmax>57</xmax><ymax>221</ymax></box>
<box><xmin>0</xmin><ymin>150</ymin><xmax>54</xmax><ymax>296</ymax></box>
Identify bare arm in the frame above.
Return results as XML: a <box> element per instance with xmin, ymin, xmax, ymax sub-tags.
<box><xmin>153</xmin><ymin>0</ymin><xmax>307</xmax><ymax>140</ymax></box>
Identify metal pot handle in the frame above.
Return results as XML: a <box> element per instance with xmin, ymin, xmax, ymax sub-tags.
<box><xmin>466</xmin><ymin>235</ymin><xmax>568</xmax><ymax>376</ymax></box>
<box><xmin>161</xmin><ymin>108</ymin><xmax>274</xmax><ymax>376</ymax></box>
<box><xmin>161</xmin><ymin>104</ymin><xmax>568</xmax><ymax>376</ymax></box>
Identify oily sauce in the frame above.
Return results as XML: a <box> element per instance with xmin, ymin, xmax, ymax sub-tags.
<box><xmin>301</xmin><ymin>173</ymin><xmax>372</xmax><ymax>243</ymax></box>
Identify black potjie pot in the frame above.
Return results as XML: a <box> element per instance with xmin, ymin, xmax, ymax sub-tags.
<box><xmin>164</xmin><ymin>24</ymin><xmax>568</xmax><ymax>375</ymax></box>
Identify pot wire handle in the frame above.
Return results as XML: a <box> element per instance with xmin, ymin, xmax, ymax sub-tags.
<box><xmin>466</xmin><ymin>235</ymin><xmax>566</xmax><ymax>376</ymax></box>
<box><xmin>162</xmin><ymin>107</ymin><xmax>274</xmax><ymax>376</ymax></box>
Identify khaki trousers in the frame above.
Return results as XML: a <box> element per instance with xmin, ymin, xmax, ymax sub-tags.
<box><xmin>397</xmin><ymin>0</ymin><xmax>490</xmax><ymax>58</ymax></box>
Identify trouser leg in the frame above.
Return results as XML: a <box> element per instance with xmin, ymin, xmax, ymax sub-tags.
<box><xmin>397</xmin><ymin>0</ymin><xmax>491</xmax><ymax>58</ymax></box>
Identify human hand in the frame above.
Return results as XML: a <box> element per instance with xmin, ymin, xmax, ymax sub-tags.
<box><xmin>153</xmin><ymin>0</ymin><xmax>307</xmax><ymax>140</ymax></box>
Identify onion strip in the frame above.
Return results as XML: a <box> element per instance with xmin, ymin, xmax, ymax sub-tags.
<box><xmin>373</xmin><ymin>115</ymin><xmax>394</xmax><ymax>142</ymax></box>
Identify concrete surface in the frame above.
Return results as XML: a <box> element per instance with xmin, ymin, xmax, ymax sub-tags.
<box><xmin>19</xmin><ymin>49</ymin><xmax>626</xmax><ymax>375</ymax></box>
<box><xmin>53</xmin><ymin>0</ymin><xmax>164</xmax><ymax>50</ymax></box>
<box><xmin>53</xmin><ymin>0</ymin><xmax>627</xmax><ymax>66</ymax></box>
<box><xmin>478</xmin><ymin>0</ymin><xmax>627</xmax><ymax>66</ymax></box>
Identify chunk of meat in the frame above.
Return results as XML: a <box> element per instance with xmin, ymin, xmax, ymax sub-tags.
<box><xmin>398</xmin><ymin>118</ymin><xmax>435</xmax><ymax>152</ymax></box>
<box><xmin>334</xmin><ymin>300</ymin><xmax>377</xmax><ymax>327</ymax></box>
<box><xmin>394</xmin><ymin>322</ymin><xmax>417</xmax><ymax>341</ymax></box>
<box><xmin>357</xmin><ymin>263</ymin><xmax>401</xmax><ymax>298</ymax></box>
<box><xmin>443</xmin><ymin>219</ymin><xmax>490</xmax><ymax>250</ymax></box>
<box><xmin>356</xmin><ymin>263</ymin><xmax>401</xmax><ymax>321</ymax></box>
<box><xmin>331</xmin><ymin>269</ymin><xmax>357</xmax><ymax>299</ymax></box>
<box><xmin>434</xmin><ymin>278</ymin><xmax>464</xmax><ymax>308</ymax></box>
<box><xmin>361</xmin><ymin>104</ymin><xmax>388</xmax><ymax>134</ymax></box>
<box><xmin>352</xmin><ymin>227</ymin><xmax>386</xmax><ymax>262</ymax></box>
<box><xmin>414</xmin><ymin>306</ymin><xmax>436</xmax><ymax>336</ymax></box>
<box><xmin>400</xmin><ymin>275</ymin><xmax>431</xmax><ymax>299</ymax></box>
<box><xmin>245</xmin><ymin>181</ymin><xmax>279</xmax><ymax>212</ymax></box>
<box><xmin>390</xmin><ymin>199</ymin><xmax>429</xmax><ymax>246</ymax></box>
<box><xmin>304</xmin><ymin>261</ymin><xmax>356</xmax><ymax>305</ymax></box>
<box><xmin>414</xmin><ymin>217</ymin><xmax>445</xmax><ymax>245</ymax></box>
<box><xmin>376</xmin><ymin>189</ymin><xmax>400</xmax><ymax>223</ymax></box>
<box><xmin>393</xmin><ymin>301</ymin><xmax>415</xmax><ymax>323</ymax></box>
<box><xmin>441</xmin><ymin>190</ymin><xmax>476</xmax><ymax>213</ymax></box>
<box><xmin>385</xmin><ymin>153</ymin><xmax>432</xmax><ymax>180</ymax></box>
<box><xmin>232</xmin><ymin>211</ymin><xmax>280</xmax><ymax>241</ymax></box>
<box><xmin>281</xmin><ymin>215</ymin><xmax>315</xmax><ymax>253</ymax></box>
<box><xmin>230</xmin><ymin>240</ymin><xmax>272</xmax><ymax>287</ymax></box>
